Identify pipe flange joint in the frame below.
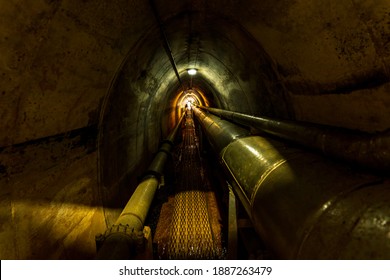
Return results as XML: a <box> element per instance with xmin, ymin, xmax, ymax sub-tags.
<box><xmin>95</xmin><ymin>223</ymin><xmax>145</xmax><ymax>252</ymax></box>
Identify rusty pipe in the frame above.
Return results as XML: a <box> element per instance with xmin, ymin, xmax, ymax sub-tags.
<box><xmin>193</xmin><ymin>107</ymin><xmax>390</xmax><ymax>259</ymax></box>
<box><xmin>196</xmin><ymin>105</ymin><xmax>390</xmax><ymax>173</ymax></box>
<box><xmin>96</xmin><ymin>114</ymin><xmax>185</xmax><ymax>259</ymax></box>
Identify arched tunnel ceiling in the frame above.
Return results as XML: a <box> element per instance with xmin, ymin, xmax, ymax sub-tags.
<box><xmin>156</xmin><ymin>7</ymin><xmax>294</xmax><ymax>117</ymax></box>
<box><xmin>1</xmin><ymin>0</ymin><xmax>390</xmax><ymax>149</ymax></box>
<box><xmin>1</xmin><ymin>0</ymin><xmax>390</xmax><ymax>259</ymax></box>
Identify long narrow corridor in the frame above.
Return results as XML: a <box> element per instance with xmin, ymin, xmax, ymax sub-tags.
<box><xmin>155</xmin><ymin>107</ymin><xmax>223</xmax><ymax>259</ymax></box>
<box><xmin>1</xmin><ymin>0</ymin><xmax>390</xmax><ymax>260</ymax></box>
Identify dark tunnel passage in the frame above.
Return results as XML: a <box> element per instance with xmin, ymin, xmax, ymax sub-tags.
<box><xmin>1</xmin><ymin>0</ymin><xmax>390</xmax><ymax>259</ymax></box>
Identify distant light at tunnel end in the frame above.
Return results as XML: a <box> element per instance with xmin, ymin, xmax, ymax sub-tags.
<box><xmin>187</xmin><ymin>68</ymin><xmax>197</xmax><ymax>75</ymax></box>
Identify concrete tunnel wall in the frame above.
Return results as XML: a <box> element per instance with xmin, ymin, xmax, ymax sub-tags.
<box><xmin>0</xmin><ymin>0</ymin><xmax>389</xmax><ymax>259</ymax></box>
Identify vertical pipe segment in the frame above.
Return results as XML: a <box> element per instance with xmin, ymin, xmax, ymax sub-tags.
<box><xmin>96</xmin><ymin>114</ymin><xmax>185</xmax><ymax>259</ymax></box>
<box><xmin>227</xmin><ymin>184</ymin><xmax>238</xmax><ymax>260</ymax></box>
<box><xmin>196</xmin><ymin>105</ymin><xmax>390</xmax><ymax>173</ymax></box>
<box><xmin>193</xmin><ymin>107</ymin><xmax>390</xmax><ymax>259</ymax></box>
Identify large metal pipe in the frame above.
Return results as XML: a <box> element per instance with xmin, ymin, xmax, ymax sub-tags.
<box><xmin>193</xmin><ymin>107</ymin><xmax>390</xmax><ymax>259</ymax></box>
<box><xmin>146</xmin><ymin>113</ymin><xmax>185</xmax><ymax>176</ymax></box>
<box><xmin>96</xmin><ymin>114</ymin><xmax>185</xmax><ymax>259</ymax></box>
<box><xmin>197</xmin><ymin>105</ymin><xmax>390</xmax><ymax>173</ymax></box>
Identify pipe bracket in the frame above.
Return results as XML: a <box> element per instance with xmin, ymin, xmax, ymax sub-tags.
<box><xmin>95</xmin><ymin>223</ymin><xmax>145</xmax><ymax>253</ymax></box>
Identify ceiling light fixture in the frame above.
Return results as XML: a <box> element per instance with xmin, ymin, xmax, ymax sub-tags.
<box><xmin>187</xmin><ymin>68</ymin><xmax>197</xmax><ymax>75</ymax></box>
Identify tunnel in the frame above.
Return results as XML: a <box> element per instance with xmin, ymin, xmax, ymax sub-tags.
<box><xmin>1</xmin><ymin>0</ymin><xmax>390</xmax><ymax>259</ymax></box>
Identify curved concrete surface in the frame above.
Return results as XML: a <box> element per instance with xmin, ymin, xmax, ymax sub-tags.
<box><xmin>0</xmin><ymin>0</ymin><xmax>389</xmax><ymax>259</ymax></box>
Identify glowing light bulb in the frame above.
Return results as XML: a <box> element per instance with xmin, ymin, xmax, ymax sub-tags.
<box><xmin>187</xmin><ymin>68</ymin><xmax>197</xmax><ymax>75</ymax></box>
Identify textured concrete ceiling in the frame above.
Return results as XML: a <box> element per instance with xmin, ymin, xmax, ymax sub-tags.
<box><xmin>1</xmin><ymin>0</ymin><xmax>390</xmax><ymax>148</ymax></box>
<box><xmin>2</xmin><ymin>0</ymin><xmax>390</xmax><ymax>260</ymax></box>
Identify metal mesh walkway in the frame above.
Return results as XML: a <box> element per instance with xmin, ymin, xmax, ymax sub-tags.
<box><xmin>164</xmin><ymin>109</ymin><xmax>222</xmax><ymax>259</ymax></box>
